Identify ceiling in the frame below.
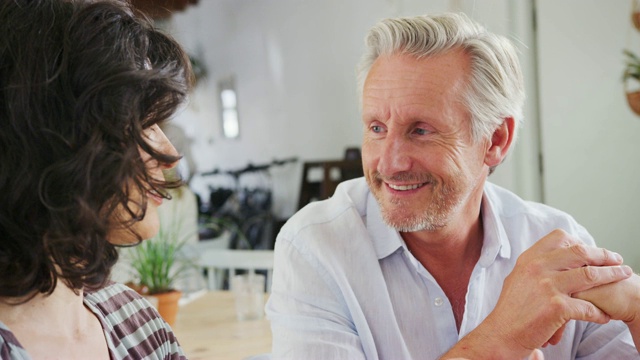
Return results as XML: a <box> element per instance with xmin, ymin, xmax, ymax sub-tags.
<box><xmin>131</xmin><ymin>0</ymin><xmax>199</xmax><ymax>19</ymax></box>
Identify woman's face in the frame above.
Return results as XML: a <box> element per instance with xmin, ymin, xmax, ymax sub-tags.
<box><xmin>107</xmin><ymin>124</ymin><xmax>179</xmax><ymax>245</ymax></box>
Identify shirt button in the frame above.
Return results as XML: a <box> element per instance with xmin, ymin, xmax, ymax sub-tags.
<box><xmin>434</xmin><ymin>297</ymin><xmax>444</xmax><ymax>307</ymax></box>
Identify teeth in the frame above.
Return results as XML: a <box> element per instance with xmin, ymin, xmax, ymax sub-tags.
<box><xmin>388</xmin><ymin>183</ymin><xmax>422</xmax><ymax>191</ymax></box>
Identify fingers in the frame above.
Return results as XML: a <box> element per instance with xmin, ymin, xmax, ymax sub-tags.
<box><xmin>566</xmin><ymin>296</ymin><xmax>610</xmax><ymax>324</ymax></box>
<box><xmin>554</xmin><ymin>264</ymin><xmax>633</xmax><ymax>293</ymax></box>
<box><xmin>545</xmin><ymin>322</ymin><xmax>567</xmax><ymax>346</ymax></box>
<box><xmin>492</xmin><ymin>228</ymin><xmax>630</xmax><ymax>354</ymax></box>
<box><xmin>527</xmin><ymin>230</ymin><xmax>623</xmax><ymax>269</ymax></box>
<box><xmin>529</xmin><ymin>349</ymin><xmax>544</xmax><ymax>360</ymax></box>
<box><xmin>573</xmin><ymin>274</ymin><xmax>640</xmax><ymax>324</ymax></box>
<box><xmin>545</xmin><ymin>243</ymin><xmax>624</xmax><ymax>269</ymax></box>
<box><xmin>521</xmin><ymin>229</ymin><xmax>630</xmax><ymax>295</ymax></box>
<box><xmin>527</xmin><ymin>229</ymin><xmax>578</xmax><ymax>254</ymax></box>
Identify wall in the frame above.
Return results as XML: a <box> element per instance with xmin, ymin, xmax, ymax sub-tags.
<box><xmin>536</xmin><ymin>1</ymin><xmax>640</xmax><ymax>267</ymax></box>
<box><xmin>156</xmin><ymin>0</ymin><xmax>640</xmax><ymax>302</ymax></box>
<box><xmin>164</xmin><ymin>0</ymin><xmax>539</xmax><ymax>219</ymax></box>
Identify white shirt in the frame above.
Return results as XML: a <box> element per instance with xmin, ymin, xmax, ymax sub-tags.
<box><xmin>265</xmin><ymin>178</ymin><xmax>638</xmax><ymax>359</ymax></box>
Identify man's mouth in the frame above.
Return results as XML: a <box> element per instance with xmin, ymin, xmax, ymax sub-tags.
<box><xmin>387</xmin><ymin>182</ymin><xmax>426</xmax><ymax>191</ymax></box>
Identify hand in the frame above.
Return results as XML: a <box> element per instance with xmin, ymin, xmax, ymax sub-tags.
<box><xmin>529</xmin><ymin>349</ymin><xmax>544</xmax><ymax>360</ymax></box>
<box><xmin>574</xmin><ymin>273</ymin><xmax>640</xmax><ymax>324</ymax></box>
<box><xmin>447</xmin><ymin>229</ymin><xmax>632</xmax><ymax>359</ymax></box>
<box><xmin>574</xmin><ymin>272</ymin><xmax>640</xmax><ymax>352</ymax></box>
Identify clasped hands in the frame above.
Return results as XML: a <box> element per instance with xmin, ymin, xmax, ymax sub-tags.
<box><xmin>444</xmin><ymin>229</ymin><xmax>639</xmax><ymax>359</ymax></box>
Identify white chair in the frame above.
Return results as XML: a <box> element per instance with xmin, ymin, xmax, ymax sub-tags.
<box><xmin>173</xmin><ymin>231</ymin><xmax>232</xmax><ymax>293</ymax></box>
<box><xmin>194</xmin><ymin>230</ymin><xmax>232</xmax><ymax>251</ymax></box>
<box><xmin>197</xmin><ymin>249</ymin><xmax>275</xmax><ymax>292</ymax></box>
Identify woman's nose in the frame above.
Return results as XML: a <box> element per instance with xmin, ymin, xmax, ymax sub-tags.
<box><xmin>157</xmin><ymin>134</ymin><xmax>180</xmax><ymax>170</ymax></box>
<box><xmin>160</xmin><ymin>145</ymin><xmax>179</xmax><ymax>170</ymax></box>
<box><xmin>145</xmin><ymin>124</ymin><xmax>180</xmax><ymax>170</ymax></box>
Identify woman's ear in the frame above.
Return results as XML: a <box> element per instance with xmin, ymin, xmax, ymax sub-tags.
<box><xmin>484</xmin><ymin>117</ymin><xmax>515</xmax><ymax>168</ymax></box>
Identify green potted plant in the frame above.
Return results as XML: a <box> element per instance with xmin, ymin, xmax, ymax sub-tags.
<box><xmin>623</xmin><ymin>49</ymin><xmax>640</xmax><ymax>116</ymax></box>
<box><xmin>130</xmin><ymin>222</ymin><xmax>190</xmax><ymax>325</ymax></box>
<box><xmin>127</xmin><ymin>193</ymin><xmax>196</xmax><ymax>326</ymax></box>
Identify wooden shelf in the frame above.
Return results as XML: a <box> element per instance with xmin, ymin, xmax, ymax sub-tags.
<box><xmin>298</xmin><ymin>159</ymin><xmax>363</xmax><ymax>210</ymax></box>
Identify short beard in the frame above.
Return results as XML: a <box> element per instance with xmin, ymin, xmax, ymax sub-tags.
<box><xmin>367</xmin><ymin>171</ymin><xmax>464</xmax><ymax>232</ymax></box>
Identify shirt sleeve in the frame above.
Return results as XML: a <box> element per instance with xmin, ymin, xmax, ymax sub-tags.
<box><xmin>265</xmin><ymin>235</ymin><xmax>367</xmax><ymax>360</ymax></box>
<box><xmin>575</xmin><ymin>320</ymin><xmax>639</xmax><ymax>359</ymax></box>
<box><xmin>0</xmin><ymin>323</ymin><xmax>30</xmax><ymax>360</ymax></box>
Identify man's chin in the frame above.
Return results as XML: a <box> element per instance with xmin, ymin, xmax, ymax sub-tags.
<box><xmin>380</xmin><ymin>206</ymin><xmax>446</xmax><ymax>232</ymax></box>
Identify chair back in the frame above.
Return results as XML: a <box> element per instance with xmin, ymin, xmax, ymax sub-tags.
<box><xmin>198</xmin><ymin>249</ymin><xmax>274</xmax><ymax>292</ymax></box>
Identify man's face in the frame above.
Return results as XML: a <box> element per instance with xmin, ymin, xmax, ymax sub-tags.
<box><xmin>107</xmin><ymin>124</ymin><xmax>178</xmax><ymax>245</ymax></box>
<box><xmin>361</xmin><ymin>49</ymin><xmax>489</xmax><ymax>232</ymax></box>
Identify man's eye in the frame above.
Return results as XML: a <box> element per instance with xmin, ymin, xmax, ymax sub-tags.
<box><xmin>414</xmin><ymin>128</ymin><xmax>429</xmax><ymax>135</ymax></box>
<box><xmin>371</xmin><ymin>125</ymin><xmax>383</xmax><ymax>133</ymax></box>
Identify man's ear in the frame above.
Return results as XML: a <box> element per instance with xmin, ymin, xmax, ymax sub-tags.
<box><xmin>484</xmin><ymin>117</ymin><xmax>515</xmax><ymax>168</ymax></box>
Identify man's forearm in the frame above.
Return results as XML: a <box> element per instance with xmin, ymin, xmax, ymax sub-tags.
<box><xmin>626</xmin><ymin>318</ymin><xmax>640</xmax><ymax>353</ymax></box>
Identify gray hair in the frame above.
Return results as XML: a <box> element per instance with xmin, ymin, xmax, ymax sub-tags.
<box><xmin>357</xmin><ymin>12</ymin><xmax>525</xmax><ymax>143</ymax></box>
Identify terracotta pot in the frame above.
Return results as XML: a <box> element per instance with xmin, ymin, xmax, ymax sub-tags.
<box><xmin>152</xmin><ymin>290</ymin><xmax>182</xmax><ymax>327</ymax></box>
<box><xmin>633</xmin><ymin>12</ymin><xmax>640</xmax><ymax>31</ymax></box>
<box><xmin>627</xmin><ymin>91</ymin><xmax>640</xmax><ymax>116</ymax></box>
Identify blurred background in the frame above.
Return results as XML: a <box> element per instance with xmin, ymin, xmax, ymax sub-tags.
<box><xmin>132</xmin><ymin>0</ymin><xmax>640</xmax><ymax>268</ymax></box>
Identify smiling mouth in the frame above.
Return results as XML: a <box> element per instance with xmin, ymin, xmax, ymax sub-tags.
<box><xmin>147</xmin><ymin>190</ymin><xmax>163</xmax><ymax>205</ymax></box>
<box><xmin>387</xmin><ymin>183</ymin><xmax>427</xmax><ymax>191</ymax></box>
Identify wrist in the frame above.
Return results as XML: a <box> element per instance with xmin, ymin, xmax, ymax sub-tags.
<box><xmin>442</xmin><ymin>317</ymin><xmax>527</xmax><ymax>360</ymax></box>
<box><xmin>625</xmin><ymin>316</ymin><xmax>640</xmax><ymax>333</ymax></box>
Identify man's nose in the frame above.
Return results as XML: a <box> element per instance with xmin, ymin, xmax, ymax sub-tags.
<box><xmin>377</xmin><ymin>133</ymin><xmax>412</xmax><ymax>176</ymax></box>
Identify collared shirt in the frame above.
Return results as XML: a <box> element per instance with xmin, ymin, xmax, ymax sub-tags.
<box><xmin>265</xmin><ymin>178</ymin><xmax>638</xmax><ymax>359</ymax></box>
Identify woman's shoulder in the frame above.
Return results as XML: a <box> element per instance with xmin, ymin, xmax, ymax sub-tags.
<box><xmin>84</xmin><ymin>282</ymin><xmax>187</xmax><ymax>359</ymax></box>
<box><xmin>84</xmin><ymin>282</ymin><xmax>143</xmax><ymax>306</ymax></box>
<box><xmin>84</xmin><ymin>281</ymin><xmax>159</xmax><ymax>330</ymax></box>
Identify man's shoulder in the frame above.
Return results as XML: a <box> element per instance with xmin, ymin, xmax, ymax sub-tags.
<box><xmin>287</xmin><ymin>177</ymin><xmax>368</xmax><ymax>225</ymax></box>
<box><xmin>280</xmin><ymin>177</ymin><xmax>370</xmax><ymax>241</ymax></box>
<box><xmin>485</xmin><ymin>182</ymin><xmax>577</xmax><ymax>221</ymax></box>
<box><xmin>484</xmin><ymin>182</ymin><xmax>592</xmax><ymax>244</ymax></box>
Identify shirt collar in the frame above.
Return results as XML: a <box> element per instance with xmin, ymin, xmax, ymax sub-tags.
<box><xmin>478</xmin><ymin>184</ymin><xmax>512</xmax><ymax>266</ymax></box>
<box><xmin>365</xmin><ymin>184</ymin><xmax>512</xmax><ymax>263</ymax></box>
<box><xmin>366</xmin><ymin>191</ymin><xmax>405</xmax><ymax>260</ymax></box>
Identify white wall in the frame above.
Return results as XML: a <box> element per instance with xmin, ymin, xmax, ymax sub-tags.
<box><xmin>536</xmin><ymin>1</ymin><xmax>640</xmax><ymax>267</ymax></box>
<box><xmin>163</xmin><ymin>0</ymin><xmax>538</xmax><ymax>219</ymax></box>
<box><xmin>156</xmin><ymin>0</ymin><xmax>640</xmax><ymax>293</ymax></box>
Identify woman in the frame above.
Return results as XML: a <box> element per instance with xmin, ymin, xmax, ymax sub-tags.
<box><xmin>0</xmin><ymin>0</ymin><xmax>192</xmax><ymax>358</ymax></box>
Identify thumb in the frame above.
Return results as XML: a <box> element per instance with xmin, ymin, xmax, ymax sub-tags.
<box><xmin>528</xmin><ymin>349</ymin><xmax>544</xmax><ymax>360</ymax></box>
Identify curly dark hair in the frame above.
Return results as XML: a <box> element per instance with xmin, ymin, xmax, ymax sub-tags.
<box><xmin>0</xmin><ymin>0</ymin><xmax>193</xmax><ymax>299</ymax></box>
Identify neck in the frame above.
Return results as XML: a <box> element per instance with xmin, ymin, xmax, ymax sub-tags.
<box><xmin>402</xmin><ymin>214</ymin><xmax>483</xmax><ymax>269</ymax></box>
<box><xmin>0</xmin><ymin>283</ymin><xmax>88</xmax><ymax>335</ymax></box>
<box><xmin>401</xmin><ymin>192</ymin><xmax>485</xmax><ymax>331</ymax></box>
<box><xmin>0</xmin><ymin>282</ymin><xmax>110</xmax><ymax>360</ymax></box>
<box><xmin>401</xmin><ymin>184</ymin><xmax>485</xmax><ymax>267</ymax></box>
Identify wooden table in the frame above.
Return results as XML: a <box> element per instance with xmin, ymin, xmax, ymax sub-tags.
<box><xmin>173</xmin><ymin>291</ymin><xmax>272</xmax><ymax>360</ymax></box>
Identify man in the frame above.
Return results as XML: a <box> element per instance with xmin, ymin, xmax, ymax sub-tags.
<box><xmin>266</xmin><ymin>12</ymin><xmax>640</xmax><ymax>359</ymax></box>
